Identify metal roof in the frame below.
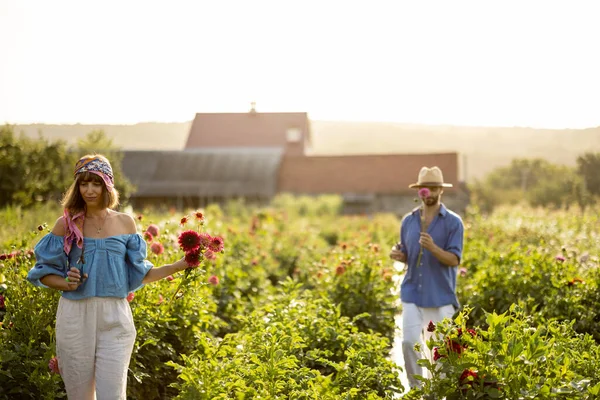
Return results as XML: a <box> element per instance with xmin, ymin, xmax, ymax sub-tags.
<box><xmin>121</xmin><ymin>148</ymin><xmax>283</xmax><ymax>198</ymax></box>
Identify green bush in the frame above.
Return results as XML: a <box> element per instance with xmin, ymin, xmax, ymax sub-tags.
<box><xmin>409</xmin><ymin>306</ymin><xmax>600</xmax><ymax>399</ymax></box>
<box><xmin>169</xmin><ymin>281</ymin><xmax>404</xmax><ymax>399</ymax></box>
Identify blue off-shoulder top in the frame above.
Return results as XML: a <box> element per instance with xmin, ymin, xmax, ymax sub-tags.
<box><xmin>26</xmin><ymin>233</ymin><xmax>154</xmax><ymax>300</ymax></box>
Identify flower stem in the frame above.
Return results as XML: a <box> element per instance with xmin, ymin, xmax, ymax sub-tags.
<box><xmin>170</xmin><ymin>267</ymin><xmax>191</xmax><ymax>302</ymax></box>
<box><xmin>416</xmin><ymin>206</ymin><xmax>425</xmax><ymax>267</ymax></box>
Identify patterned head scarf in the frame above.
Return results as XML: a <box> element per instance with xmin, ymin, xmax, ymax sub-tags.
<box><xmin>63</xmin><ymin>155</ymin><xmax>115</xmax><ymax>258</ymax></box>
<box><xmin>74</xmin><ymin>156</ymin><xmax>115</xmax><ymax>190</ymax></box>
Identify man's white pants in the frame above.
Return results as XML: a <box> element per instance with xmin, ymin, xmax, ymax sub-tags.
<box><xmin>56</xmin><ymin>296</ymin><xmax>137</xmax><ymax>400</ymax></box>
<box><xmin>401</xmin><ymin>302</ymin><xmax>455</xmax><ymax>389</ymax></box>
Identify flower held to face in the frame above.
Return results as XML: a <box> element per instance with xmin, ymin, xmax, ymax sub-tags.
<box><xmin>418</xmin><ymin>187</ymin><xmax>431</xmax><ymax>199</ymax></box>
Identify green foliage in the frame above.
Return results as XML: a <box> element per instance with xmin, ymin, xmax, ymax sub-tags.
<box><xmin>0</xmin><ymin>231</ymin><xmax>65</xmax><ymax>399</ymax></box>
<box><xmin>0</xmin><ymin>205</ymin><xmax>402</xmax><ymax>399</ymax></box>
<box><xmin>169</xmin><ymin>281</ymin><xmax>403</xmax><ymax>399</ymax></box>
<box><xmin>0</xmin><ymin>125</ymin><xmax>74</xmax><ymax>208</ymax></box>
<box><xmin>458</xmin><ymin>205</ymin><xmax>600</xmax><ymax>341</ymax></box>
<box><xmin>324</xmin><ymin>244</ymin><xmax>399</xmax><ymax>344</ymax></box>
<box><xmin>469</xmin><ymin>157</ymin><xmax>596</xmax><ymax>213</ymax></box>
<box><xmin>411</xmin><ymin>306</ymin><xmax>600</xmax><ymax>399</ymax></box>
<box><xmin>0</xmin><ymin>126</ymin><xmax>134</xmax><ymax>209</ymax></box>
<box><xmin>127</xmin><ymin>274</ymin><xmax>225</xmax><ymax>399</ymax></box>
<box><xmin>0</xmin><ymin>202</ymin><xmax>61</xmax><ymax>248</ymax></box>
<box><xmin>271</xmin><ymin>193</ymin><xmax>343</xmax><ymax>217</ymax></box>
<box><xmin>577</xmin><ymin>152</ymin><xmax>600</xmax><ymax>196</ymax></box>
<box><xmin>2</xmin><ymin>200</ymin><xmax>599</xmax><ymax>399</ymax></box>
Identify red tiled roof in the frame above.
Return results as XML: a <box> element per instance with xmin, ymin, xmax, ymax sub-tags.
<box><xmin>185</xmin><ymin>112</ymin><xmax>311</xmax><ymax>149</ymax></box>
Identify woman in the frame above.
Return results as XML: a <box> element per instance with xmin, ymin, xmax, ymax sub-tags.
<box><xmin>27</xmin><ymin>154</ymin><xmax>188</xmax><ymax>400</ymax></box>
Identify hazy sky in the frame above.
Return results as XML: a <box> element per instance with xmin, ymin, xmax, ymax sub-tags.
<box><xmin>1</xmin><ymin>0</ymin><xmax>599</xmax><ymax>128</ymax></box>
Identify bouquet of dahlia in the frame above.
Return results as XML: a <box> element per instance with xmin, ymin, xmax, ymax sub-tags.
<box><xmin>172</xmin><ymin>211</ymin><xmax>224</xmax><ymax>300</ymax></box>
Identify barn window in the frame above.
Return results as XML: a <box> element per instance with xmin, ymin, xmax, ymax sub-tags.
<box><xmin>286</xmin><ymin>128</ymin><xmax>302</xmax><ymax>142</ymax></box>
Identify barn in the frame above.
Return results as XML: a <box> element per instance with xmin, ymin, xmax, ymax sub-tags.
<box><xmin>122</xmin><ymin>108</ymin><xmax>469</xmax><ymax>214</ymax></box>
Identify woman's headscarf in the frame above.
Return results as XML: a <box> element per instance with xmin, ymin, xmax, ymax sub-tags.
<box><xmin>63</xmin><ymin>155</ymin><xmax>115</xmax><ymax>258</ymax></box>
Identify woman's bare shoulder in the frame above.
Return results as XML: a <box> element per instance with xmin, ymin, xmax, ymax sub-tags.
<box><xmin>112</xmin><ymin>211</ymin><xmax>137</xmax><ymax>234</ymax></box>
<box><xmin>51</xmin><ymin>216</ymin><xmax>66</xmax><ymax>236</ymax></box>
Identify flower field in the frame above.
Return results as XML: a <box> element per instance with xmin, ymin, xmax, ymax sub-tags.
<box><xmin>1</xmin><ymin>199</ymin><xmax>599</xmax><ymax>399</ymax></box>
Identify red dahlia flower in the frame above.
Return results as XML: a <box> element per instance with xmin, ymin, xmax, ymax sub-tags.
<box><xmin>178</xmin><ymin>230</ymin><xmax>202</xmax><ymax>252</ymax></box>
<box><xmin>146</xmin><ymin>224</ymin><xmax>159</xmax><ymax>237</ymax></box>
<box><xmin>199</xmin><ymin>232</ymin><xmax>211</xmax><ymax>248</ymax></box>
<box><xmin>427</xmin><ymin>320</ymin><xmax>436</xmax><ymax>332</ymax></box>
<box><xmin>433</xmin><ymin>347</ymin><xmax>443</xmax><ymax>361</ymax></box>
<box><xmin>150</xmin><ymin>242</ymin><xmax>164</xmax><ymax>255</ymax></box>
<box><xmin>208</xmin><ymin>236</ymin><xmax>224</xmax><ymax>253</ymax></box>
<box><xmin>184</xmin><ymin>249</ymin><xmax>203</xmax><ymax>267</ymax></box>
<box><xmin>459</xmin><ymin>369</ymin><xmax>479</xmax><ymax>392</ymax></box>
<box><xmin>49</xmin><ymin>357</ymin><xmax>60</xmax><ymax>375</ymax></box>
<box><xmin>204</xmin><ymin>250</ymin><xmax>216</xmax><ymax>260</ymax></box>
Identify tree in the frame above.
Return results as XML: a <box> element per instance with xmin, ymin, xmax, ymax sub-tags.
<box><xmin>470</xmin><ymin>157</ymin><xmax>586</xmax><ymax>212</ymax></box>
<box><xmin>576</xmin><ymin>152</ymin><xmax>600</xmax><ymax>196</ymax></box>
<box><xmin>0</xmin><ymin>125</ymin><xmax>72</xmax><ymax>207</ymax></box>
<box><xmin>526</xmin><ymin>166</ymin><xmax>576</xmax><ymax>209</ymax></box>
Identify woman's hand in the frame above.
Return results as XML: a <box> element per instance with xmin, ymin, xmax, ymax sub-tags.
<box><xmin>174</xmin><ymin>258</ymin><xmax>190</xmax><ymax>272</ymax></box>
<box><xmin>65</xmin><ymin>267</ymin><xmax>88</xmax><ymax>291</ymax></box>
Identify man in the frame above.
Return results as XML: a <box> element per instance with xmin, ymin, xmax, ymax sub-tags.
<box><xmin>389</xmin><ymin>166</ymin><xmax>464</xmax><ymax>389</ymax></box>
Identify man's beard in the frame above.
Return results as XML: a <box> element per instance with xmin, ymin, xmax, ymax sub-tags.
<box><xmin>424</xmin><ymin>194</ymin><xmax>441</xmax><ymax>207</ymax></box>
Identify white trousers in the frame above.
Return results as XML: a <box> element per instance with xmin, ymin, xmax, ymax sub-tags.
<box><xmin>401</xmin><ymin>302</ymin><xmax>455</xmax><ymax>389</ymax></box>
<box><xmin>56</xmin><ymin>296</ymin><xmax>137</xmax><ymax>400</ymax></box>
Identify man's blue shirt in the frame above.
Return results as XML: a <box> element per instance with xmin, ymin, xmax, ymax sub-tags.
<box><xmin>399</xmin><ymin>203</ymin><xmax>464</xmax><ymax>309</ymax></box>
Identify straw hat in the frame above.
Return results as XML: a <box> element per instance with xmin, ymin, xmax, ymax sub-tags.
<box><xmin>409</xmin><ymin>166</ymin><xmax>453</xmax><ymax>188</ymax></box>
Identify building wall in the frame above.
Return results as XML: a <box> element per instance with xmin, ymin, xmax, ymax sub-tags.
<box><xmin>277</xmin><ymin>153</ymin><xmax>459</xmax><ymax>194</ymax></box>
<box><xmin>185</xmin><ymin>112</ymin><xmax>309</xmax><ymax>156</ymax></box>
<box><xmin>350</xmin><ymin>192</ymin><xmax>470</xmax><ymax>217</ymax></box>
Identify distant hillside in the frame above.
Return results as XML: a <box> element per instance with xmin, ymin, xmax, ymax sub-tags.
<box><xmin>9</xmin><ymin>121</ymin><xmax>600</xmax><ymax>182</ymax></box>
<box><xmin>11</xmin><ymin>122</ymin><xmax>191</xmax><ymax>150</ymax></box>
<box><xmin>309</xmin><ymin>121</ymin><xmax>600</xmax><ymax>182</ymax></box>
